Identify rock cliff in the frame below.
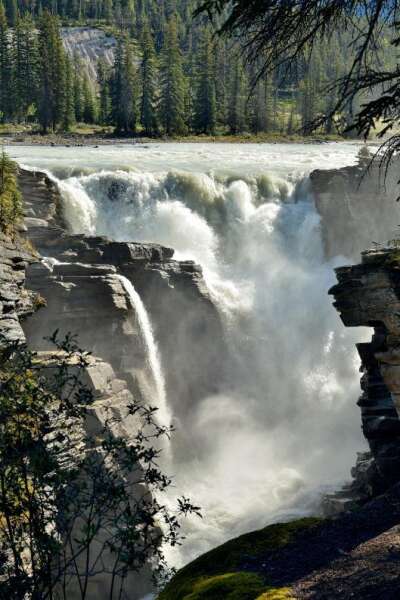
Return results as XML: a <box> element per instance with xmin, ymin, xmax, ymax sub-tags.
<box><xmin>0</xmin><ymin>166</ymin><xmax>228</xmax><ymax>597</ymax></box>
<box><xmin>0</xmin><ymin>232</ymin><xmax>37</xmax><ymax>344</ymax></box>
<box><xmin>330</xmin><ymin>247</ymin><xmax>400</xmax><ymax>498</ymax></box>
<box><xmin>18</xmin><ymin>167</ymin><xmax>227</xmax><ymax>421</ymax></box>
<box><xmin>311</xmin><ymin>152</ymin><xmax>400</xmax><ymax>260</ymax></box>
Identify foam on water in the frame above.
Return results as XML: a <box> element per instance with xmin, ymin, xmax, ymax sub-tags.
<box><xmin>10</xmin><ymin>142</ymin><xmax>370</xmax><ymax>565</ymax></box>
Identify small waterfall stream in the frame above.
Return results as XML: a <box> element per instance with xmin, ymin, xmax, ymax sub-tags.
<box><xmin>117</xmin><ymin>274</ymin><xmax>170</xmax><ymax>429</ymax></box>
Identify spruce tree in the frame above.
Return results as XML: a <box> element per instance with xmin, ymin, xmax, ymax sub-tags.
<box><xmin>194</xmin><ymin>29</ymin><xmax>216</xmax><ymax>135</ymax></box>
<box><xmin>73</xmin><ymin>53</ymin><xmax>84</xmax><ymax>122</ymax></box>
<box><xmin>140</xmin><ymin>20</ymin><xmax>159</xmax><ymax>136</ymax></box>
<box><xmin>228</xmin><ymin>57</ymin><xmax>246</xmax><ymax>134</ymax></box>
<box><xmin>160</xmin><ymin>18</ymin><xmax>187</xmax><ymax>136</ymax></box>
<box><xmin>82</xmin><ymin>73</ymin><xmax>97</xmax><ymax>124</ymax></box>
<box><xmin>111</xmin><ymin>36</ymin><xmax>138</xmax><ymax>134</ymax></box>
<box><xmin>0</xmin><ymin>2</ymin><xmax>11</xmax><ymax>122</ymax></box>
<box><xmin>5</xmin><ymin>0</ymin><xmax>17</xmax><ymax>26</ymax></box>
<box><xmin>37</xmin><ymin>11</ymin><xmax>67</xmax><ymax>132</ymax></box>
<box><xmin>63</xmin><ymin>57</ymin><xmax>75</xmax><ymax>131</ymax></box>
<box><xmin>98</xmin><ymin>58</ymin><xmax>111</xmax><ymax>125</ymax></box>
<box><xmin>12</xmin><ymin>15</ymin><xmax>39</xmax><ymax>123</ymax></box>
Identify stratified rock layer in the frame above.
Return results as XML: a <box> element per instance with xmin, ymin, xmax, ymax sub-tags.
<box><xmin>0</xmin><ymin>232</ymin><xmax>37</xmax><ymax>344</ymax></box>
<box><xmin>330</xmin><ymin>247</ymin><xmax>400</xmax><ymax>496</ymax></box>
<box><xmin>19</xmin><ymin>168</ymin><xmax>227</xmax><ymax>418</ymax></box>
<box><xmin>311</xmin><ymin>154</ymin><xmax>400</xmax><ymax>260</ymax></box>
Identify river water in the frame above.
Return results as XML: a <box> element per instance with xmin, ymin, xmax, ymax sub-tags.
<box><xmin>9</xmin><ymin>142</ymin><xmax>370</xmax><ymax>565</ymax></box>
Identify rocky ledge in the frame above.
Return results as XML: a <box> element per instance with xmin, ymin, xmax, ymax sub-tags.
<box><xmin>18</xmin><ymin>168</ymin><xmax>227</xmax><ymax>419</ymax></box>
<box><xmin>329</xmin><ymin>247</ymin><xmax>400</xmax><ymax>499</ymax></box>
<box><xmin>0</xmin><ymin>232</ymin><xmax>38</xmax><ymax>344</ymax></box>
<box><xmin>310</xmin><ymin>153</ymin><xmax>400</xmax><ymax>260</ymax></box>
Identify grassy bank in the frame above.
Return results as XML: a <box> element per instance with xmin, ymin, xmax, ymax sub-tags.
<box><xmin>0</xmin><ymin>123</ymin><xmax>347</xmax><ymax>146</ymax></box>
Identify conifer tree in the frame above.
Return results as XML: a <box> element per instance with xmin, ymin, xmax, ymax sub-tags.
<box><xmin>0</xmin><ymin>2</ymin><xmax>11</xmax><ymax>122</ymax></box>
<box><xmin>98</xmin><ymin>58</ymin><xmax>111</xmax><ymax>124</ymax></box>
<box><xmin>12</xmin><ymin>15</ymin><xmax>39</xmax><ymax>122</ymax></box>
<box><xmin>111</xmin><ymin>36</ymin><xmax>138</xmax><ymax>134</ymax></box>
<box><xmin>194</xmin><ymin>29</ymin><xmax>217</xmax><ymax>134</ymax></box>
<box><xmin>229</xmin><ymin>57</ymin><xmax>246</xmax><ymax>134</ymax></box>
<box><xmin>5</xmin><ymin>0</ymin><xmax>17</xmax><ymax>26</ymax></box>
<box><xmin>160</xmin><ymin>18</ymin><xmax>187</xmax><ymax>136</ymax></box>
<box><xmin>82</xmin><ymin>72</ymin><xmax>97</xmax><ymax>123</ymax></box>
<box><xmin>37</xmin><ymin>11</ymin><xmax>67</xmax><ymax>132</ymax></box>
<box><xmin>140</xmin><ymin>20</ymin><xmax>159</xmax><ymax>136</ymax></box>
<box><xmin>73</xmin><ymin>53</ymin><xmax>84</xmax><ymax>122</ymax></box>
<box><xmin>63</xmin><ymin>57</ymin><xmax>75</xmax><ymax>131</ymax></box>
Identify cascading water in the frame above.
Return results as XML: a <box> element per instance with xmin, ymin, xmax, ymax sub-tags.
<box><xmin>116</xmin><ymin>274</ymin><xmax>170</xmax><ymax>429</ymax></box>
<box><xmin>9</xmin><ymin>142</ymin><xmax>371</xmax><ymax>566</ymax></box>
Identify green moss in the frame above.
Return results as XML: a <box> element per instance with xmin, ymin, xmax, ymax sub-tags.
<box><xmin>257</xmin><ymin>588</ymin><xmax>294</xmax><ymax>600</ymax></box>
<box><xmin>182</xmin><ymin>572</ymin><xmax>267</xmax><ymax>600</ymax></box>
<box><xmin>159</xmin><ymin>518</ymin><xmax>321</xmax><ymax>600</ymax></box>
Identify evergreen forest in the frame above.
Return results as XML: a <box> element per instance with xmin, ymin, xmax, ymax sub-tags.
<box><xmin>0</xmin><ymin>0</ymin><xmax>396</xmax><ymax>138</ymax></box>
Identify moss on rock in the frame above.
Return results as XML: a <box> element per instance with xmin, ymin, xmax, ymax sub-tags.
<box><xmin>159</xmin><ymin>518</ymin><xmax>321</xmax><ymax>600</ymax></box>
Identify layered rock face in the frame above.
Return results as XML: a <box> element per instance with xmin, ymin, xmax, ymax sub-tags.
<box><xmin>0</xmin><ymin>232</ymin><xmax>37</xmax><ymax>344</ymax></box>
<box><xmin>37</xmin><ymin>352</ymin><xmax>152</xmax><ymax>600</ymax></box>
<box><xmin>19</xmin><ymin>168</ymin><xmax>227</xmax><ymax>419</ymax></box>
<box><xmin>311</xmin><ymin>154</ymin><xmax>400</xmax><ymax>260</ymax></box>
<box><xmin>330</xmin><ymin>248</ymin><xmax>400</xmax><ymax>498</ymax></box>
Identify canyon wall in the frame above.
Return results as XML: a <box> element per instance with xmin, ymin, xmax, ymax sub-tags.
<box><xmin>0</xmin><ymin>166</ymin><xmax>228</xmax><ymax>598</ymax></box>
<box><xmin>311</xmin><ymin>153</ymin><xmax>400</xmax><ymax>505</ymax></box>
<box><xmin>311</xmin><ymin>152</ymin><xmax>400</xmax><ymax>260</ymax></box>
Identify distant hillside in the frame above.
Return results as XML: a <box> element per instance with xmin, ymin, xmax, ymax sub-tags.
<box><xmin>0</xmin><ymin>0</ymin><xmax>396</xmax><ymax>137</ymax></box>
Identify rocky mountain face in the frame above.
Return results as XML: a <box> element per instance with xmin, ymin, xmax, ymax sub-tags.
<box><xmin>62</xmin><ymin>27</ymin><xmax>117</xmax><ymax>81</ymax></box>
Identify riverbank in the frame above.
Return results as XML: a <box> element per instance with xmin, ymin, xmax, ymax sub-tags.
<box><xmin>0</xmin><ymin>125</ymin><xmax>346</xmax><ymax>146</ymax></box>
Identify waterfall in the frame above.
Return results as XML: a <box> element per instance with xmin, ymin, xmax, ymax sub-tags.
<box><xmin>117</xmin><ymin>274</ymin><xmax>170</xmax><ymax>429</ymax></box>
<box><xmin>10</xmin><ymin>142</ymin><xmax>369</xmax><ymax>565</ymax></box>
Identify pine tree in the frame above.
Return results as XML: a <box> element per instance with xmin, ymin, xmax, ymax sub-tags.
<box><xmin>140</xmin><ymin>20</ymin><xmax>159</xmax><ymax>136</ymax></box>
<box><xmin>82</xmin><ymin>73</ymin><xmax>97</xmax><ymax>123</ymax></box>
<box><xmin>63</xmin><ymin>57</ymin><xmax>75</xmax><ymax>130</ymax></box>
<box><xmin>111</xmin><ymin>36</ymin><xmax>138</xmax><ymax>134</ymax></box>
<box><xmin>229</xmin><ymin>57</ymin><xmax>246</xmax><ymax>134</ymax></box>
<box><xmin>194</xmin><ymin>28</ymin><xmax>216</xmax><ymax>134</ymax></box>
<box><xmin>12</xmin><ymin>15</ymin><xmax>39</xmax><ymax>122</ymax></box>
<box><xmin>73</xmin><ymin>53</ymin><xmax>84</xmax><ymax>122</ymax></box>
<box><xmin>0</xmin><ymin>2</ymin><xmax>11</xmax><ymax>122</ymax></box>
<box><xmin>98</xmin><ymin>58</ymin><xmax>111</xmax><ymax>124</ymax></box>
<box><xmin>5</xmin><ymin>0</ymin><xmax>18</xmax><ymax>26</ymax></box>
<box><xmin>37</xmin><ymin>11</ymin><xmax>67</xmax><ymax>132</ymax></box>
<box><xmin>160</xmin><ymin>18</ymin><xmax>187</xmax><ymax>136</ymax></box>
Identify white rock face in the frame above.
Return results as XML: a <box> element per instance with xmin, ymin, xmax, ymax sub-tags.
<box><xmin>62</xmin><ymin>27</ymin><xmax>117</xmax><ymax>81</ymax></box>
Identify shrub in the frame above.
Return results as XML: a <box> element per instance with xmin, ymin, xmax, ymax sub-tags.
<box><xmin>0</xmin><ymin>151</ymin><xmax>23</xmax><ymax>234</ymax></box>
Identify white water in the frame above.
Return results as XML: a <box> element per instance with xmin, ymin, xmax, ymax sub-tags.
<box><xmin>117</xmin><ymin>274</ymin><xmax>170</xmax><ymax>429</ymax></box>
<box><xmin>9</xmin><ymin>142</ymin><xmax>371</xmax><ymax>565</ymax></box>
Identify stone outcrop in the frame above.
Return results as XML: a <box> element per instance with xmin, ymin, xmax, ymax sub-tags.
<box><xmin>18</xmin><ymin>168</ymin><xmax>227</xmax><ymax>420</ymax></box>
<box><xmin>38</xmin><ymin>351</ymin><xmax>152</xmax><ymax>600</ymax></box>
<box><xmin>0</xmin><ymin>232</ymin><xmax>38</xmax><ymax>344</ymax></box>
<box><xmin>311</xmin><ymin>153</ymin><xmax>400</xmax><ymax>260</ymax></box>
<box><xmin>329</xmin><ymin>247</ymin><xmax>400</xmax><ymax>498</ymax></box>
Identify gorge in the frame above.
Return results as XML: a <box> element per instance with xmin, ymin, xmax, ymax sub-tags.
<box><xmin>3</xmin><ymin>141</ymin><xmax>400</xmax><ymax>598</ymax></box>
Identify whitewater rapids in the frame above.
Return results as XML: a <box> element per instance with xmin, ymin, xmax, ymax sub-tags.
<box><xmin>9</xmin><ymin>142</ymin><xmax>370</xmax><ymax>565</ymax></box>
